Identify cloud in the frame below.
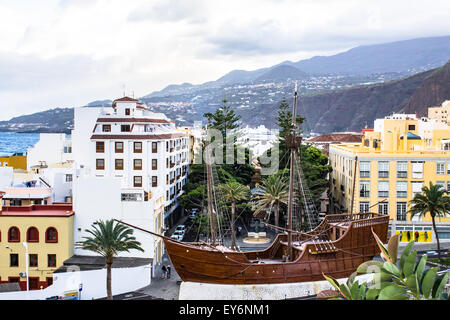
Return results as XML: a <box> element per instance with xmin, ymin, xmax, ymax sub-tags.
<box><xmin>0</xmin><ymin>0</ymin><xmax>450</xmax><ymax>120</ymax></box>
<box><xmin>127</xmin><ymin>0</ymin><xmax>208</xmax><ymax>24</ymax></box>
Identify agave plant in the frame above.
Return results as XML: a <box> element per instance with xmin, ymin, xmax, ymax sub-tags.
<box><xmin>319</xmin><ymin>229</ymin><xmax>449</xmax><ymax>300</ymax></box>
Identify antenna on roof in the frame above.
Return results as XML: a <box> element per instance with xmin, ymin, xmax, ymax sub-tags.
<box><xmin>122</xmin><ymin>84</ymin><xmax>126</xmax><ymax>97</ymax></box>
<box><xmin>132</xmin><ymin>91</ymin><xmax>135</xmax><ymax>98</ymax></box>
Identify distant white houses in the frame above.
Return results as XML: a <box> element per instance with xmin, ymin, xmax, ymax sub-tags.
<box><xmin>237</xmin><ymin>125</ymin><xmax>278</xmax><ymax>159</ymax></box>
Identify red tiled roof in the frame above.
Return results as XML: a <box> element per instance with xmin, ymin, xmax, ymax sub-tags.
<box><xmin>96</xmin><ymin>118</ymin><xmax>169</xmax><ymax>124</ymax></box>
<box><xmin>308</xmin><ymin>133</ymin><xmax>363</xmax><ymax>143</ymax></box>
<box><xmin>0</xmin><ymin>204</ymin><xmax>74</xmax><ymax>217</ymax></box>
<box><xmin>113</xmin><ymin>96</ymin><xmax>139</xmax><ymax>102</ymax></box>
<box><xmin>90</xmin><ymin>133</ymin><xmax>188</xmax><ymax>140</ymax></box>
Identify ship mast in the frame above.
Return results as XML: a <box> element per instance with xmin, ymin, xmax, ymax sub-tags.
<box><xmin>205</xmin><ymin>141</ymin><xmax>216</xmax><ymax>245</ymax></box>
<box><xmin>286</xmin><ymin>83</ymin><xmax>300</xmax><ymax>261</ymax></box>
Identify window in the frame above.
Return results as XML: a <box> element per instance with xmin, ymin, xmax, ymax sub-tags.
<box><xmin>65</xmin><ymin>174</ymin><xmax>73</xmax><ymax>183</ymax></box>
<box><xmin>378</xmin><ymin>181</ymin><xmax>389</xmax><ymax>198</ymax></box>
<box><xmin>26</xmin><ymin>227</ymin><xmax>39</xmax><ymax>242</ymax></box>
<box><xmin>115</xmin><ymin>159</ymin><xmax>124</xmax><ymax>170</ymax></box>
<box><xmin>121</xmin><ymin>193</ymin><xmax>143</xmax><ymax>201</ymax></box>
<box><xmin>447</xmin><ymin>161</ymin><xmax>450</xmax><ymax>175</ymax></box>
<box><xmin>408</xmin><ymin>124</ymin><xmax>415</xmax><ymax>130</ymax></box>
<box><xmin>436</xmin><ymin>181</ymin><xmax>445</xmax><ymax>190</ymax></box>
<box><xmin>359</xmin><ymin>201</ymin><xmax>370</xmax><ymax>213</ymax></box>
<box><xmin>396</xmin><ymin>181</ymin><xmax>408</xmax><ymax>198</ymax></box>
<box><xmin>134</xmin><ymin>176</ymin><xmax>142</xmax><ymax>187</ymax></box>
<box><xmin>133</xmin><ymin>159</ymin><xmax>142</xmax><ymax>170</ymax></box>
<box><xmin>152</xmin><ymin>142</ymin><xmax>158</xmax><ymax>153</ymax></box>
<box><xmin>29</xmin><ymin>254</ymin><xmax>38</xmax><ymax>267</ymax></box>
<box><xmin>152</xmin><ymin>176</ymin><xmax>158</xmax><ymax>187</ymax></box>
<box><xmin>48</xmin><ymin>254</ymin><xmax>56</xmax><ymax>267</ymax></box>
<box><xmin>134</xmin><ymin>142</ymin><xmax>142</xmax><ymax>153</ymax></box>
<box><xmin>397</xmin><ymin>161</ymin><xmax>408</xmax><ymax>178</ymax></box>
<box><xmin>447</xmin><ymin>181</ymin><xmax>450</xmax><ymax>193</ymax></box>
<box><xmin>96</xmin><ymin>141</ymin><xmax>105</xmax><ymax>153</ymax></box>
<box><xmin>115</xmin><ymin>142</ymin><xmax>124</xmax><ymax>153</ymax></box>
<box><xmin>359</xmin><ymin>181</ymin><xmax>370</xmax><ymax>198</ymax></box>
<box><xmin>411</xmin><ymin>161</ymin><xmax>423</xmax><ymax>179</ymax></box>
<box><xmin>125</xmin><ymin>108</ymin><xmax>130</xmax><ymax>115</ymax></box>
<box><xmin>378</xmin><ymin>161</ymin><xmax>389</xmax><ymax>178</ymax></box>
<box><xmin>96</xmin><ymin>159</ymin><xmax>105</xmax><ymax>170</ymax></box>
<box><xmin>359</xmin><ymin>161</ymin><xmax>370</xmax><ymax>178</ymax></box>
<box><xmin>102</xmin><ymin>125</ymin><xmax>111</xmax><ymax>132</ymax></box>
<box><xmin>8</xmin><ymin>227</ymin><xmax>20</xmax><ymax>242</ymax></box>
<box><xmin>378</xmin><ymin>202</ymin><xmax>389</xmax><ymax>215</ymax></box>
<box><xmin>45</xmin><ymin>227</ymin><xmax>58</xmax><ymax>243</ymax></box>
<box><xmin>10</xmin><ymin>254</ymin><xmax>19</xmax><ymax>267</ymax></box>
<box><xmin>437</xmin><ymin>161</ymin><xmax>445</xmax><ymax>175</ymax></box>
<box><xmin>412</xmin><ymin>181</ymin><xmax>424</xmax><ymax>197</ymax></box>
<box><xmin>121</xmin><ymin>125</ymin><xmax>131</xmax><ymax>132</ymax></box>
<box><xmin>152</xmin><ymin>159</ymin><xmax>157</xmax><ymax>170</ymax></box>
<box><xmin>396</xmin><ymin>202</ymin><xmax>407</xmax><ymax>221</ymax></box>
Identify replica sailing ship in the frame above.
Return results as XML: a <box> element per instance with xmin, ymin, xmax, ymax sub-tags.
<box><xmin>117</xmin><ymin>85</ymin><xmax>389</xmax><ymax>285</ymax></box>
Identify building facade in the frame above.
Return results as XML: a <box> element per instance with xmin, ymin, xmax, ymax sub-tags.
<box><xmin>329</xmin><ymin>113</ymin><xmax>450</xmax><ymax>241</ymax></box>
<box><xmin>72</xmin><ymin>96</ymin><xmax>190</xmax><ymax>227</ymax></box>
<box><xmin>428</xmin><ymin>100</ymin><xmax>450</xmax><ymax>125</ymax></box>
<box><xmin>0</xmin><ymin>153</ymin><xmax>27</xmax><ymax>170</ymax></box>
<box><xmin>0</xmin><ymin>198</ymin><xmax>74</xmax><ymax>291</ymax></box>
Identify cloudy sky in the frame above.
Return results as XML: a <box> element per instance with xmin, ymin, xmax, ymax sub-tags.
<box><xmin>1</xmin><ymin>0</ymin><xmax>450</xmax><ymax>120</ymax></box>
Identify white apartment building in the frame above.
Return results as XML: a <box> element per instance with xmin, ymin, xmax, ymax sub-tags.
<box><xmin>71</xmin><ymin>96</ymin><xmax>190</xmax><ymax>227</ymax></box>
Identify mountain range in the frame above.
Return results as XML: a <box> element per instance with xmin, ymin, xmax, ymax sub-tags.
<box><xmin>1</xmin><ymin>35</ymin><xmax>450</xmax><ymax>134</ymax></box>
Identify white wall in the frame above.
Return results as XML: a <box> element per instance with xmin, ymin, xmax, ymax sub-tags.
<box><xmin>0</xmin><ymin>167</ymin><xmax>13</xmax><ymax>190</ymax></box>
<box><xmin>72</xmin><ymin>176</ymin><xmax>122</xmax><ymax>256</ymax></box>
<box><xmin>27</xmin><ymin>134</ymin><xmax>72</xmax><ymax>170</ymax></box>
<box><xmin>40</xmin><ymin>167</ymin><xmax>74</xmax><ymax>202</ymax></box>
<box><xmin>73</xmin><ymin>175</ymin><xmax>157</xmax><ymax>259</ymax></box>
<box><xmin>0</xmin><ymin>264</ymin><xmax>151</xmax><ymax>300</ymax></box>
<box><xmin>72</xmin><ymin>107</ymin><xmax>105</xmax><ymax>167</ymax></box>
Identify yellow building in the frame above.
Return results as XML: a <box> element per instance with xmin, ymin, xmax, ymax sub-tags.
<box><xmin>428</xmin><ymin>100</ymin><xmax>450</xmax><ymax>125</ymax></box>
<box><xmin>0</xmin><ymin>196</ymin><xmax>74</xmax><ymax>290</ymax></box>
<box><xmin>329</xmin><ymin>113</ymin><xmax>450</xmax><ymax>242</ymax></box>
<box><xmin>0</xmin><ymin>153</ymin><xmax>27</xmax><ymax>170</ymax></box>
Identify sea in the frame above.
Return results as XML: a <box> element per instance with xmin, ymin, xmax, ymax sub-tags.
<box><xmin>0</xmin><ymin>132</ymin><xmax>41</xmax><ymax>156</ymax></box>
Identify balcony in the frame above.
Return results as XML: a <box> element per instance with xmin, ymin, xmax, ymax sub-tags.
<box><xmin>170</xmin><ymin>162</ymin><xmax>175</xmax><ymax>168</ymax></box>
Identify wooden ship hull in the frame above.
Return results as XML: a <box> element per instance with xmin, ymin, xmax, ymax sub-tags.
<box><xmin>163</xmin><ymin>212</ymin><xmax>389</xmax><ymax>285</ymax></box>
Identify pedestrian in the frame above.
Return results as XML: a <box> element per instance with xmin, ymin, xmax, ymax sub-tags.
<box><xmin>167</xmin><ymin>265</ymin><xmax>171</xmax><ymax>279</ymax></box>
<box><xmin>161</xmin><ymin>265</ymin><xmax>167</xmax><ymax>279</ymax></box>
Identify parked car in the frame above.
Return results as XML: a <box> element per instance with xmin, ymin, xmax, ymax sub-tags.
<box><xmin>175</xmin><ymin>225</ymin><xmax>186</xmax><ymax>233</ymax></box>
<box><xmin>171</xmin><ymin>230</ymin><xmax>185</xmax><ymax>241</ymax></box>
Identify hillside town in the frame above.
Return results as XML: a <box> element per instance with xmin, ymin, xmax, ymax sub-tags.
<box><xmin>0</xmin><ymin>95</ymin><xmax>449</xmax><ymax>300</ymax></box>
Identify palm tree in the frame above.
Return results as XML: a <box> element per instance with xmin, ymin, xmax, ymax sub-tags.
<box><xmin>252</xmin><ymin>174</ymin><xmax>289</xmax><ymax>227</ymax></box>
<box><xmin>77</xmin><ymin>219</ymin><xmax>144</xmax><ymax>300</ymax></box>
<box><xmin>220</xmin><ymin>181</ymin><xmax>250</xmax><ymax>249</ymax></box>
<box><xmin>409</xmin><ymin>182</ymin><xmax>450</xmax><ymax>261</ymax></box>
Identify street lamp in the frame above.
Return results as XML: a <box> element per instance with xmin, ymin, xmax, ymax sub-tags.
<box><xmin>22</xmin><ymin>242</ymin><xmax>29</xmax><ymax>291</ymax></box>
